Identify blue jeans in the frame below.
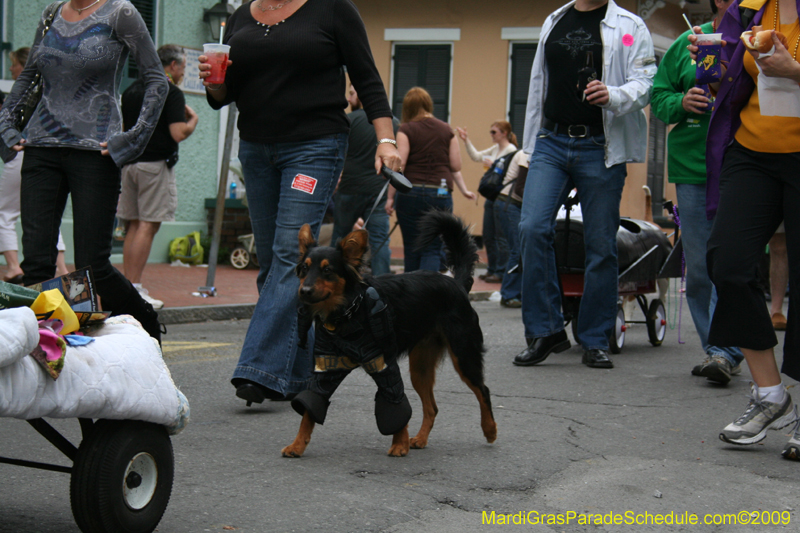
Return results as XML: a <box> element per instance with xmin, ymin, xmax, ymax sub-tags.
<box><xmin>330</xmin><ymin>191</ymin><xmax>391</xmax><ymax>276</ymax></box>
<box><xmin>235</xmin><ymin>135</ymin><xmax>347</xmax><ymax>395</ymax></box>
<box><xmin>520</xmin><ymin>129</ymin><xmax>626</xmax><ymax>349</ymax></box>
<box><xmin>395</xmin><ymin>187</ymin><xmax>453</xmax><ymax>272</ymax></box>
<box><xmin>494</xmin><ymin>196</ymin><xmax>522</xmax><ymax>300</ymax></box>
<box><xmin>483</xmin><ymin>198</ymin><xmax>508</xmax><ymax>276</ymax></box>
<box><xmin>676</xmin><ymin>183</ymin><xmax>744</xmax><ymax>365</ymax></box>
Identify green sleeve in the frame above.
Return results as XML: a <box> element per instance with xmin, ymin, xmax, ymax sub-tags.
<box><xmin>650</xmin><ymin>31</ymin><xmax>693</xmax><ymax>125</ymax></box>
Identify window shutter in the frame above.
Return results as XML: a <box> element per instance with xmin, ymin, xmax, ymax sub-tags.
<box><xmin>126</xmin><ymin>0</ymin><xmax>157</xmax><ymax>80</ymax></box>
<box><xmin>508</xmin><ymin>43</ymin><xmax>537</xmax><ymax>147</ymax></box>
<box><xmin>392</xmin><ymin>44</ymin><xmax>451</xmax><ymax>122</ymax></box>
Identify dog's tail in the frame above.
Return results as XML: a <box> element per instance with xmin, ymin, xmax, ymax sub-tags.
<box><xmin>415</xmin><ymin>210</ymin><xmax>479</xmax><ymax>292</ymax></box>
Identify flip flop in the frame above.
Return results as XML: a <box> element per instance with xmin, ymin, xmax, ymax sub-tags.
<box><xmin>2</xmin><ymin>274</ymin><xmax>23</xmax><ymax>285</ymax></box>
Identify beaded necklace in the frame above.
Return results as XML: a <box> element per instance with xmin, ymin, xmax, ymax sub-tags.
<box><xmin>774</xmin><ymin>0</ymin><xmax>800</xmax><ymax>59</ymax></box>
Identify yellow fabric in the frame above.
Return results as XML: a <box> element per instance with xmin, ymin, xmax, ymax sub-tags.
<box><xmin>740</xmin><ymin>0</ymin><xmax>768</xmax><ymax>10</ymax></box>
<box><xmin>30</xmin><ymin>289</ymin><xmax>80</xmax><ymax>334</ymax></box>
<box><xmin>736</xmin><ymin>0</ymin><xmax>800</xmax><ymax>152</ymax></box>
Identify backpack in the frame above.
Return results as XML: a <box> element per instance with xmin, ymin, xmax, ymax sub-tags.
<box><xmin>478</xmin><ymin>150</ymin><xmax>519</xmax><ymax>201</ymax></box>
<box><xmin>169</xmin><ymin>231</ymin><xmax>204</xmax><ymax>265</ymax></box>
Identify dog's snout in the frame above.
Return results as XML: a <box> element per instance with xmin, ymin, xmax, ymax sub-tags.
<box><xmin>299</xmin><ymin>285</ymin><xmax>315</xmax><ymax>297</ymax></box>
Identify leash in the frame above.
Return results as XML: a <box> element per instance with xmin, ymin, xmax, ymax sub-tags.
<box><xmin>671</xmin><ymin>204</ymin><xmax>686</xmax><ymax>344</ymax></box>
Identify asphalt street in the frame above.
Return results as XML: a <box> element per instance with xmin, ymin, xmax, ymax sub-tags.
<box><xmin>1</xmin><ymin>296</ymin><xmax>799</xmax><ymax>532</ymax></box>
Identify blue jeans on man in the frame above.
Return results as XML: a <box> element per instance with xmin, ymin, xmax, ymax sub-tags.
<box><xmin>395</xmin><ymin>187</ymin><xmax>453</xmax><ymax>272</ymax></box>
<box><xmin>494</xmin><ymin>196</ymin><xmax>522</xmax><ymax>301</ymax></box>
<box><xmin>330</xmin><ymin>192</ymin><xmax>391</xmax><ymax>276</ymax></box>
<box><xmin>520</xmin><ymin>129</ymin><xmax>626</xmax><ymax>351</ymax></box>
<box><xmin>675</xmin><ymin>183</ymin><xmax>743</xmax><ymax>367</ymax></box>
<box><xmin>234</xmin><ymin>135</ymin><xmax>347</xmax><ymax>397</ymax></box>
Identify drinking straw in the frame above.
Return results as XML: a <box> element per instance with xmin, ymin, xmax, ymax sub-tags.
<box><xmin>682</xmin><ymin>14</ymin><xmax>696</xmax><ymax>34</ymax></box>
<box><xmin>219</xmin><ymin>22</ymin><xmax>226</xmax><ymax>45</ymax></box>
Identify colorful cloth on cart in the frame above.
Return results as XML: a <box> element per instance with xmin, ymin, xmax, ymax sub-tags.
<box><xmin>0</xmin><ymin>308</ymin><xmax>190</xmax><ymax>435</ymax></box>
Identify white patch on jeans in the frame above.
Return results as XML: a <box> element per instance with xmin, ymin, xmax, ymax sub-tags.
<box><xmin>291</xmin><ymin>174</ymin><xmax>317</xmax><ymax>194</ymax></box>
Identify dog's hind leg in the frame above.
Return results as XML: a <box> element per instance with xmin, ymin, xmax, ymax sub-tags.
<box><xmin>447</xmin><ymin>340</ymin><xmax>497</xmax><ymax>444</ymax></box>
<box><xmin>281</xmin><ymin>411</ymin><xmax>316</xmax><ymax>458</ymax></box>
<box><xmin>408</xmin><ymin>342</ymin><xmax>442</xmax><ymax>449</ymax></box>
<box><xmin>387</xmin><ymin>425</ymin><xmax>410</xmax><ymax>457</ymax></box>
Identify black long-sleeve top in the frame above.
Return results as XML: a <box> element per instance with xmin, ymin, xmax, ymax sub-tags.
<box><xmin>207</xmin><ymin>0</ymin><xmax>392</xmax><ymax>144</ymax></box>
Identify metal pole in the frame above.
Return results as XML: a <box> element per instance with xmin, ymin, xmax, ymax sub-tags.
<box><xmin>202</xmin><ymin>102</ymin><xmax>238</xmax><ymax>295</ymax></box>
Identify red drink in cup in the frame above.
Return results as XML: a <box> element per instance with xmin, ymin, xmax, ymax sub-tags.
<box><xmin>203</xmin><ymin>43</ymin><xmax>230</xmax><ymax>85</ymax></box>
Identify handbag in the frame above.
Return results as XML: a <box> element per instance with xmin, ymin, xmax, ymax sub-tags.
<box><xmin>477</xmin><ymin>150</ymin><xmax>519</xmax><ymax>201</ymax></box>
<box><xmin>12</xmin><ymin>2</ymin><xmax>63</xmax><ymax>133</ymax></box>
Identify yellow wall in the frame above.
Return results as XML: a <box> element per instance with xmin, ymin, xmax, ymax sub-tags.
<box><xmin>355</xmin><ymin>0</ymin><xmax>698</xmax><ymax>244</ymax></box>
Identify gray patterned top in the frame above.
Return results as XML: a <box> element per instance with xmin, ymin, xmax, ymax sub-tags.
<box><xmin>0</xmin><ymin>0</ymin><xmax>167</xmax><ymax>167</ymax></box>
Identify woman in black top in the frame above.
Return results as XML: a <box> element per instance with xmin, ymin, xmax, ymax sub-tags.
<box><xmin>200</xmin><ymin>0</ymin><xmax>401</xmax><ymax>404</ymax></box>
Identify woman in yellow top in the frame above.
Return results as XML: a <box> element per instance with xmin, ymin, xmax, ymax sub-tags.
<box><xmin>690</xmin><ymin>0</ymin><xmax>800</xmax><ymax>460</ymax></box>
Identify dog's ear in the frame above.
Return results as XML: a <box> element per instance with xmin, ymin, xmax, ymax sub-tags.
<box><xmin>339</xmin><ymin>229</ymin><xmax>369</xmax><ymax>268</ymax></box>
<box><xmin>298</xmin><ymin>224</ymin><xmax>316</xmax><ymax>258</ymax></box>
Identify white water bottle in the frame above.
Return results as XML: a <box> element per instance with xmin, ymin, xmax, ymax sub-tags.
<box><xmin>437</xmin><ymin>178</ymin><xmax>448</xmax><ymax>197</ymax></box>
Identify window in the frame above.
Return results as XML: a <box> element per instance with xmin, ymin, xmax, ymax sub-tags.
<box><xmin>391</xmin><ymin>44</ymin><xmax>452</xmax><ymax>122</ymax></box>
<box><xmin>507</xmin><ymin>42</ymin><xmax>537</xmax><ymax>148</ymax></box>
<box><xmin>123</xmin><ymin>0</ymin><xmax>157</xmax><ymax>88</ymax></box>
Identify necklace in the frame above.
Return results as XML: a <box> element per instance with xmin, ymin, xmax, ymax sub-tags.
<box><xmin>774</xmin><ymin>0</ymin><xmax>800</xmax><ymax>59</ymax></box>
<box><xmin>257</xmin><ymin>0</ymin><xmax>293</xmax><ymax>11</ymax></box>
<box><xmin>71</xmin><ymin>0</ymin><xmax>102</xmax><ymax>14</ymax></box>
<box><xmin>255</xmin><ymin>19</ymin><xmax>285</xmax><ymax>36</ymax></box>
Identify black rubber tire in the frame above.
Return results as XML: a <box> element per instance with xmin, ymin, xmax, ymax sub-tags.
<box><xmin>647</xmin><ymin>299</ymin><xmax>667</xmax><ymax>346</ymax></box>
<box><xmin>609</xmin><ymin>304</ymin><xmax>625</xmax><ymax>354</ymax></box>
<box><xmin>70</xmin><ymin>420</ymin><xmax>174</xmax><ymax>533</ymax></box>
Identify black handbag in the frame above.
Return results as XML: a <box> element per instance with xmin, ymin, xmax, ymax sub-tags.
<box><xmin>13</xmin><ymin>3</ymin><xmax>62</xmax><ymax>133</ymax></box>
<box><xmin>477</xmin><ymin>150</ymin><xmax>519</xmax><ymax>201</ymax></box>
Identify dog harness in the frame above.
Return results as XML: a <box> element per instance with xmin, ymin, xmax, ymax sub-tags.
<box><xmin>292</xmin><ymin>285</ymin><xmax>411</xmax><ymax>435</ymax></box>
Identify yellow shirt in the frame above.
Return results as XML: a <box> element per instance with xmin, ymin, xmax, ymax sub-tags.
<box><xmin>735</xmin><ymin>0</ymin><xmax>800</xmax><ymax>153</ymax></box>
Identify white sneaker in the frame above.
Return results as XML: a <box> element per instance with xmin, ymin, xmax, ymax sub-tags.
<box><xmin>134</xmin><ymin>284</ymin><xmax>164</xmax><ymax>310</ymax></box>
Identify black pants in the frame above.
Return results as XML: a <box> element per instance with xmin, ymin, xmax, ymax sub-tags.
<box><xmin>20</xmin><ymin>147</ymin><xmax>159</xmax><ymax>336</ymax></box>
<box><xmin>707</xmin><ymin>141</ymin><xmax>800</xmax><ymax>380</ymax></box>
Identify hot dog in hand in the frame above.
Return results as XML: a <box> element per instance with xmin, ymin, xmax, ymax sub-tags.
<box><xmin>741</xmin><ymin>26</ymin><xmax>788</xmax><ymax>53</ymax></box>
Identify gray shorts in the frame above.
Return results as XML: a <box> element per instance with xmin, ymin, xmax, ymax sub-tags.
<box><xmin>118</xmin><ymin>160</ymin><xmax>177</xmax><ymax>223</ymax></box>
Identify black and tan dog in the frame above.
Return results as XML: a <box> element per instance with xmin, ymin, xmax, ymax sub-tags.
<box><xmin>282</xmin><ymin>210</ymin><xmax>497</xmax><ymax>457</ymax></box>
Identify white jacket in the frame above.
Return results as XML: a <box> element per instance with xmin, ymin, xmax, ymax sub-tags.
<box><xmin>522</xmin><ymin>0</ymin><xmax>656</xmax><ymax>167</ymax></box>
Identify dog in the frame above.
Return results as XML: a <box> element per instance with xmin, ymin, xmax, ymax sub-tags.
<box><xmin>281</xmin><ymin>210</ymin><xmax>497</xmax><ymax>458</ymax></box>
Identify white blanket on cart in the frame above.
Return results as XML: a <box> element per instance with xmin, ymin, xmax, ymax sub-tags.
<box><xmin>0</xmin><ymin>307</ymin><xmax>189</xmax><ymax>434</ymax></box>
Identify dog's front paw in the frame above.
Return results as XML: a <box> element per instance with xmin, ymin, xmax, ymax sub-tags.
<box><xmin>281</xmin><ymin>444</ymin><xmax>305</xmax><ymax>458</ymax></box>
<box><xmin>409</xmin><ymin>436</ymin><xmax>428</xmax><ymax>449</ymax></box>
<box><xmin>387</xmin><ymin>442</ymin><xmax>409</xmax><ymax>457</ymax></box>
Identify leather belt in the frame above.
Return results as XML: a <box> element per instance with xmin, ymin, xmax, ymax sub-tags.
<box><xmin>542</xmin><ymin>118</ymin><xmax>603</xmax><ymax>138</ymax></box>
<box><xmin>496</xmin><ymin>194</ymin><xmax>522</xmax><ymax>209</ymax></box>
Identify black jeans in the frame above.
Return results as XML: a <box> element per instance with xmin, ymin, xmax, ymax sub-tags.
<box><xmin>707</xmin><ymin>141</ymin><xmax>800</xmax><ymax>380</ymax></box>
<box><xmin>20</xmin><ymin>147</ymin><xmax>156</xmax><ymax>331</ymax></box>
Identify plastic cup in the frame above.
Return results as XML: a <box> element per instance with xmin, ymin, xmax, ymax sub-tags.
<box><xmin>695</xmin><ymin>34</ymin><xmax>722</xmax><ymax>84</ymax></box>
<box><xmin>203</xmin><ymin>43</ymin><xmax>230</xmax><ymax>85</ymax></box>
<box><xmin>695</xmin><ymin>33</ymin><xmax>723</xmax><ymax>46</ymax></box>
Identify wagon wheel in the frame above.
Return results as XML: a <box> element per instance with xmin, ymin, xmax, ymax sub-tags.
<box><xmin>646</xmin><ymin>299</ymin><xmax>667</xmax><ymax>346</ymax></box>
<box><xmin>70</xmin><ymin>420</ymin><xmax>174</xmax><ymax>533</ymax></box>
<box><xmin>609</xmin><ymin>304</ymin><xmax>626</xmax><ymax>354</ymax></box>
<box><xmin>230</xmin><ymin>246</ymin><xmax>251</xmax><ymax>269</ymax></box>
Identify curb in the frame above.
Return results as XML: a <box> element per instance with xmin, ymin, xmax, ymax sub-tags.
<box><xmin>156</xmin><ymin>291</ymin><xmax>496</xmax><ymax>324</ymax></box>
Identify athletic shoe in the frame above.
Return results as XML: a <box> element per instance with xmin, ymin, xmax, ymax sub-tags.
<box><xmin>691</xmin><ymin>356</ymin><xmax>712</xmax><ymax>376</ymax></box>
<box><xmin>782</xmin><ymin>421</ymin><xmax>800</xmax><ymax>461</ymax></box>
<box><xmin>700</xmin><ymin>355</ymin><xmax>738</xmax><ymax>385</ymax></box>
<box><xmin>500</xmin><ymin>298</ymin><xmax>522</xmax><ymax>308</ymax></box>
<box><xmin>134</xmin><ymin>284</ymin><xmax>164</xmax><ymax>310</ymax></box>
<box><xmin>719</xmin><ymin>385</ymin><xmax>798</xmax><ymax>445</ymax></box>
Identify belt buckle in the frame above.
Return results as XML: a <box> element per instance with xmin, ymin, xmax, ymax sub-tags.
<box><xmin>568</xmin><ymin>125</ymin><xmax>588</xmax><ymax>138</ymax></box>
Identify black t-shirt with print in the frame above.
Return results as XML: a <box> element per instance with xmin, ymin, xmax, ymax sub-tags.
<box><xmin>543</xmin><ymin>4</ymin><xmax>606</xmax><ymax>127</ymax></box>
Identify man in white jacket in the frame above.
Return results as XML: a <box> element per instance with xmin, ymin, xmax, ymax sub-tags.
<box><xmin>513</xmin><ymin>0</ymin><xmax>656</xmax><ymax>369</ymax></box>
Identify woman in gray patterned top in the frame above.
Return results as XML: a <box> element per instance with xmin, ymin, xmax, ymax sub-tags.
<box><xmin>0</xmin><ymin>0</ymin><xmax>168</xmax><ymax>341</ymax></box>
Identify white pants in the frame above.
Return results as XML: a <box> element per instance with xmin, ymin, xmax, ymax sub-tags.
<box><xmin>0</xmin><ymin>153</ymin><xmax>66</xmax><ymax>253</ymax></box>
